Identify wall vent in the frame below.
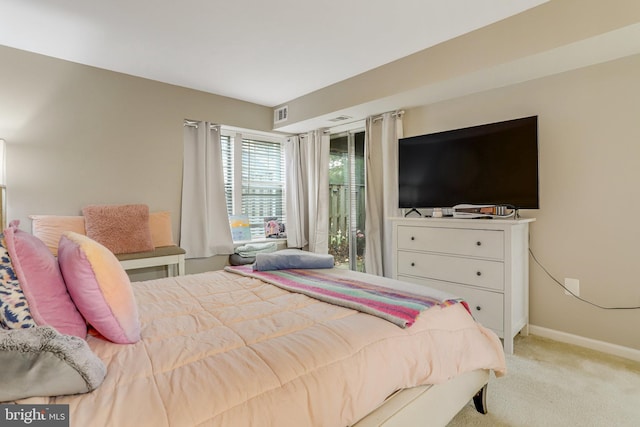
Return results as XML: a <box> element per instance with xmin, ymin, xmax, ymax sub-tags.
<box><xmin>274</xmin><ymin>105</ymin><xmax>288</xmax><ymax>124</ymax></box>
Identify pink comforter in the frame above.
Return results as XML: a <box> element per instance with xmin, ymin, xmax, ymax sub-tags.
<box><xmin>37</xmin><ymin>269</ymin><xmax>506</xmax><ymax>426</ymax></box>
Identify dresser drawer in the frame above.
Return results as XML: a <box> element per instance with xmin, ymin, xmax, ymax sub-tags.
<box><xmin>396</xmin><ymin>225</ymin><xmax>504</xmax><ymax>260</ymax></box>
<box><xmin>398</xmin><ymin>275</ymin><xmax>504</xmax><ymax>335</ymax></box>
<box><xmin>397</xmin><ymin>251</ymin><xmax>504</xmax><ymax>291</ymax></box>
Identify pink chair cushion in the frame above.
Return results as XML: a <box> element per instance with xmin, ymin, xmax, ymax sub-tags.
<box><xmin>3</xmin><ymin>221</ymin><xmax>87</xmax><ymax>338</ymax></box>
<box><xmin>58</xmin><ymin>231</ymin><xmax>140</xmax><ymax>344</ymax></box>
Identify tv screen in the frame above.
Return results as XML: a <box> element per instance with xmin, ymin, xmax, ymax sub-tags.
<box><xmin>398</xmin><ymin>116</ymin><xmax>539</xmax><ymax>209</ymax></box>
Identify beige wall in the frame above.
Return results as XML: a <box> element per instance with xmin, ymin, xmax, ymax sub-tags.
<box><xmin>0</xmin><ymin>45</ymin><xmax>273</xmax><ymax>279</ymax></box>
<box><xmin>277</xmin><ymin>0</ymin><xmax>640</xmax><ymax>131</ymax></box>
<box><xmin>402</xmin><ymin>54</ymin><xmax>640</xmax><ymax>350</ymax></box>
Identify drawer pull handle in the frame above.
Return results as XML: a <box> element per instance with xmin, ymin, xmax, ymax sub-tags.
<box><xmin>411</xmin><ymin>236</ymin><xmax>415</xmax><ymax>241</ymax></box>
<box><xmin>410</xmin><ymin>262</ymin><xmax>415</xmax><ymax>267</ymax></box>
<box><xmin>476</xmin><ymin>271</ymin><xmax>482</xmax><ymax>276</ymax></box>
<box><xmin>476</xmin><ymin>241</ymin><xmax>482</xmax><ymax>246</ymax></box>
<box><xmin>475</xmin><ymin>306</ymin><xmax>482</xmax><ymax>311</ymax></box>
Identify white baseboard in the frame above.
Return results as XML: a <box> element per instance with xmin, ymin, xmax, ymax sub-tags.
<box><xmin>529</xmin><ymin>325</ymin><xmax>640</xmax><ymax>363</ymax></box>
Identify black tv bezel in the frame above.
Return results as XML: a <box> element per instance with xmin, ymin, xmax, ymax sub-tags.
<box><xmin>397</xmin><ymin>116</ymin><xmax>539</xmax><ymax>210</ymax></box>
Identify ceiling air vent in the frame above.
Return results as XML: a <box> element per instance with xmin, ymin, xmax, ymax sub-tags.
<box><xmin>274</xmin><ymin>105</ymin><xmax>288</xmax><ymax>124</ymax></box>
<box><xmin>328</xmin><ymin>115</ymin><xmax>352</xmax><ymax>122</ymax></box>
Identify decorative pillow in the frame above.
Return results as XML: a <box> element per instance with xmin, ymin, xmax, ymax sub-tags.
<box><xmin>29</xmin><ymin>215</ymin><xmax>86</xmax><ymax>256</ymax></box>
<box><xmin>0</xmin><ymin>234</ymin><xmax>36</xmax><ymax>330</ymax></box>
<box><xmin>30</xmin><ymin>211</ymin><xmax>172</xmax><ymax>255</ymax></box>
<box><xmin>149</xmin><ymin>211</ymin><xmax>175</xmax><ymax>247</ymax></box>
<box><xmin>253</xmin><ymin>249</ymin><xmax>335</xmax><ymax>271</ymax></box>
<box><xmin>0</xmin><ymin>326</ymin><xmax>106</xmax><ymax>402</ymax></box>
<box><xmin>3</xmin><ymin>221</ymin><xmax>87</xmax><ymax>338</ymax></box>
<box><xmin>82</xmin><ymin>204</ymin><xmax>154</xmax><ymax>254</ymax></box>
<box><xmin>58</xmin><ymin>231</ymin><xmax>141</xmax><ymax>344</ymax></box>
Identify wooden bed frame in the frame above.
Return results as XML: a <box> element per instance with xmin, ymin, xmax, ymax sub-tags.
<box><xmin>353</xmin><ymin>369</ymin><xmax>489</xmax><ymax>426</ymax></box>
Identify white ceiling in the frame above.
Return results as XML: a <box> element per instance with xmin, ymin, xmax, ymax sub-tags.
<box><xmin>0</xmin><ymin>0</ymin><xmax>548</xmax><ymax>107</ymax></box>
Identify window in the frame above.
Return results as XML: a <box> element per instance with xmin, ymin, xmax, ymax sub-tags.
<box><xmin>221</xmin><ymin>130</ymin><xmax>286</xmax><ymax>240</ymax></box>
<box><xmin>329</xmin><ymin>130</ymin><xmax>366</xmax><ymax>272</ymax></box>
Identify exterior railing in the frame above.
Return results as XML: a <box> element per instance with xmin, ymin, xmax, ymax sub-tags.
<box><xmin>329</xmin><ymin>183</ymin><xmax>365</xmax><ymax>271</ymax></box>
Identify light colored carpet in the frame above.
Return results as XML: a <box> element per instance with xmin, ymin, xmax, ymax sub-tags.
<box><xmin>447</xmin><ymin>334</ymin><xmax>640</xmax><ymax>426</ymax></box>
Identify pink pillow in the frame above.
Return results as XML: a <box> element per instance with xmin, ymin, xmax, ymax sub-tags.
<box><xmin>149</xmin><ymin>211</ymin><xmax>175</xmax><ymax>247</ymax></box>
<box><xmin>29</xmin><ymin>215</ymin><xmax>86</xmax><ymax>256</ymax></box>
<box><xmin>82</xmin><ymin>204</ymin><xmax>154</xmax><ymax>254</ymax></box>
<box><xmin>3</xmin><ymin>221</ymin><xmax>87</xmax><ymax>338</ymax></box>
<box><xmin>58</xmin><ymin>231</ymin><xmax>141</xmax><ymax>344</ymax></box>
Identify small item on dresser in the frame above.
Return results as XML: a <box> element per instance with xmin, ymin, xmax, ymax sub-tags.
<box><xmin>452</xmin><ymin>204</ymin><xmax>515</xmax><ymax>219</ymax></box>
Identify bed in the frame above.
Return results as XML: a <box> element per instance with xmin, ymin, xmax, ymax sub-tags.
<box><xmin>2</xmin><ymin>231</ymin><xmax>506</xmax><ymax>427</ymax></box>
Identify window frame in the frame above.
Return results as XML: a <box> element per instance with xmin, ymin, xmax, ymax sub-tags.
<box><xmin>220</xmin><ymin>127</ymin><xmax>287</xmax><ymax>241</ymax></box>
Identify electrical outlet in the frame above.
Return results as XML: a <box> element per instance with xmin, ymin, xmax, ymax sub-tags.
<box><xmin>564</xmin><ymin>278</ymin><xmax>579</xmax><ymax>296</ymax></box>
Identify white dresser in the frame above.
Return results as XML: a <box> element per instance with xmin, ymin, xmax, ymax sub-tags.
<box><xmin>391</xmin><ymin>217</ymin><xmax>535</xmax><ymax>354</ymax></box>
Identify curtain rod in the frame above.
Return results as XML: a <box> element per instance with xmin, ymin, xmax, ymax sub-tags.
<box><xmin>371</xmin><ymin>110</ymin><xmax>405</xmax><ymax>122</ymax></box>
<box><xmin>298</xmin><ymin>128</ymin><xmax>330</xmax><ymax>138</ymax></box>
<box><xmin>183</xmin><ymin>120</ymin><xmax>219</xmax><ymax>130</ymax></box>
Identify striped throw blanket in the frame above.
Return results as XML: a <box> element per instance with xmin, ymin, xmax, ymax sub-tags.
<box><xmin>224</xmin><ymin>265</ymin><xmax>467</xmax><ymax>328</ymax></box>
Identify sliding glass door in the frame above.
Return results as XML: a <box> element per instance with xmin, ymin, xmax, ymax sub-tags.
<box><xmin>329</xmin><ymin>131</ymin><xmax>365</xmax><ymax>272</ymax></box>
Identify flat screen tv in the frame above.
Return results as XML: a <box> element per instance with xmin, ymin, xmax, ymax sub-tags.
<box><xmin>398</xmin><ymin>116</ymin><xmax>539</xmax><ymax>210</ymax></box>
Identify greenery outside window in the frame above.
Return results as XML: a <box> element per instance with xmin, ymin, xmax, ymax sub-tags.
<box><xmin>329</xmin><ymin>130</ymin><xmax>365</xmax><ymax>272</ymax></box>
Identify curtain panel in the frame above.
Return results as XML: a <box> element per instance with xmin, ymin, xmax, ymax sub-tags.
<box><xmin>364</xmin><ymin>112</ymin><xmax>403</xmax><ymax>277</ymax></box>
<box><xmin>180</xmin><ymin>122</ymin><xmax>234</xmax><ymax>258</ymax></box>
<box><xmin>304</xmin><ymin>130</ymin><xmax>330</xmax><ymax>254</ymax></box>
<box><xmin>284</xmin><ymin>135</ymin><xmax>308</xmax><ymax>249</ymax></box>
<box><xmin>284</xmin><ymin>130</ymin><xmax>330</xmax><ymax>254</ymax></box>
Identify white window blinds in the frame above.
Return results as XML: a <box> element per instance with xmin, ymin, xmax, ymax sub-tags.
<box><xmin>242</xmin><ymin>138</ymin><xmax>285</xmax><ymax>239</ymax></box>
<box><xmin>221</xmin><ymin>132</ymin><xmax>286</xmax><ymax>239</ymax></box>
<box><xmin>221</xmin><ymin>135</ymin><xmax>234</xmax><ymax>216</ymax></box>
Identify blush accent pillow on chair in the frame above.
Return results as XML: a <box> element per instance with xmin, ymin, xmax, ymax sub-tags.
<box><xmin>3</xmin><ymin>221</ymin><xmax>87</xmax><ymax>338</ymax></box>
<box><xmin>29</xmin><ymin>215</ymin><xmax>86</xmax><ymax>256</ymax></box>
<box><xmin>149</xmin><ymin>211</ymin><xmax>175</xmax><ymax>247</ymax></box>
<box><xmin>82</xmin><ymin>204</ymin><xmax>154</xmax><ymax>254</ymax></box>
<box><xmin>58</xmin><ymin>231</ymin><xmax>141</xmax><ymax>344</ymax></box>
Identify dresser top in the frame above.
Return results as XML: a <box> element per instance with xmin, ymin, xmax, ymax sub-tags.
<box><xmin>390</xmin><ymin>216</ymin><xmax>536</xmax><ymax>225</ymax></box>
